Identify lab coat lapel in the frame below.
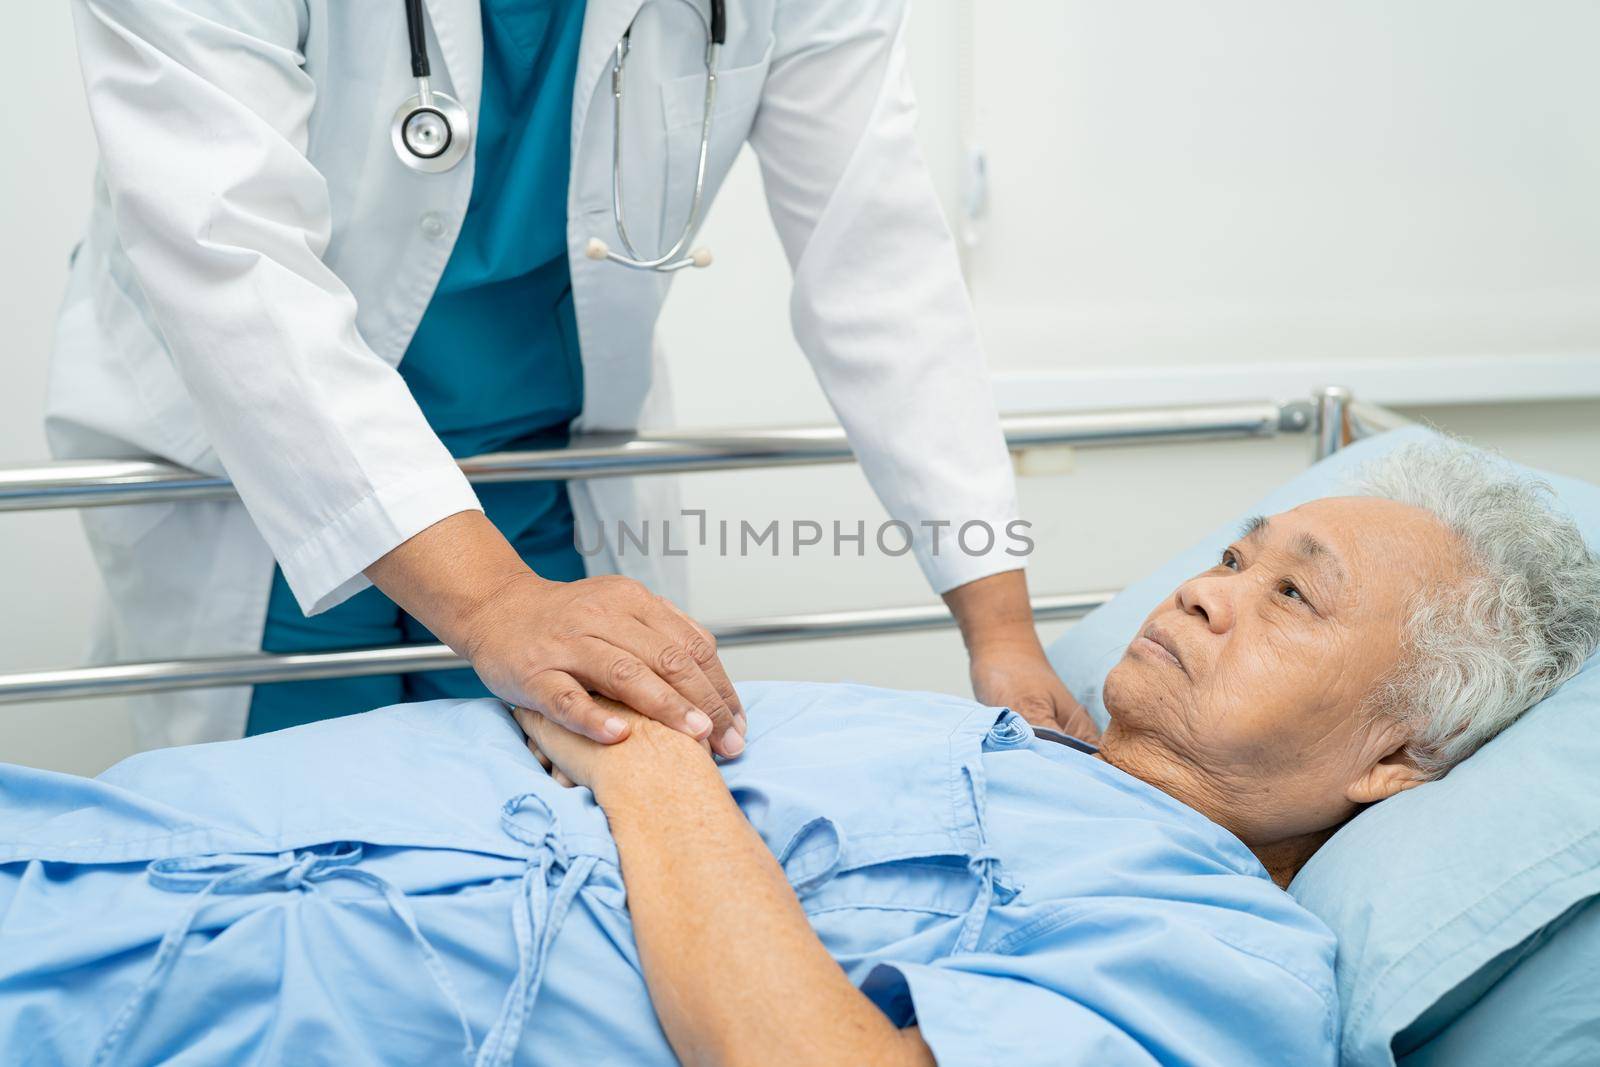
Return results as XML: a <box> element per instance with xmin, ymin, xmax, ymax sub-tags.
<box><xmin>567</xmin><ymin>0</ymin><xmax>664</xmax><ymax>411</ymax></box>
<box><xmin>566</xmin><ymin>0</ymin><xmax>686</xmax><ymax>610</ymax></box>
<box><xmin>572</xmin><ymin>0</ymin><xmax>648</xmax><ymax>156</ymax></box>
<box><xmin>423</xmin><ymin>0</ymin><xmax>484</xmax><ymax>120</ymax></box>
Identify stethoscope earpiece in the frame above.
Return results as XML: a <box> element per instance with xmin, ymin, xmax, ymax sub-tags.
<box><xmin>585</xmin><ymin>237</ymin><xmax>713</xmax><ymax>271</ymax></box>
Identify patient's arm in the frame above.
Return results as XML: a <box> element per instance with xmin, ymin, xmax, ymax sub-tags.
<box><xmin>517</xmin><ymin>706</ymin><xmax>935</xmax><ymax>1067</ymax></box>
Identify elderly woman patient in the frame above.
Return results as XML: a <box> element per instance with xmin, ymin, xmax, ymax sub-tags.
<box><xmin>4</xmin><ymin>443</ymin><xmax>1598</xmax><ymax>1067</ymax></box>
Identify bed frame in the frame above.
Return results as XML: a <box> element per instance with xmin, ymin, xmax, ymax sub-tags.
<box><xmin>0</xmin><ymin>386</ymin><xmax>1409</xmax><ymax>705</ymax></box>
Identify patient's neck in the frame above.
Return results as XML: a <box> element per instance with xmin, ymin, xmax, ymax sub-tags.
<box><xmin>1248</xmin><ymin>829</ymin><xmax>1335</xmax><ymax>888</ymax></box>
<box><xmin>1095</xmin><ymin>725</ymin><xmax>1324</xmax><ymax>888</ymax></box>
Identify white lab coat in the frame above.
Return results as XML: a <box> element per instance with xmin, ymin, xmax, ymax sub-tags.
<box><xmin>51</xmin><ymin>0</ymin><xmax>1019</xmax><ymax>749</ymax></box>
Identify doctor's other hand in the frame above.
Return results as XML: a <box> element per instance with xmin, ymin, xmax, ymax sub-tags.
<box><xmin>969</xmin><ymin>643</ymin><xmax>1099</xmax><ymax>741</ymax></box>
<box><xmin>365</xmin><ymin>511</ymin><xmax>745</xmax><ymax>756</ymax></box>
<box><xmin>943</xmin><ymin>569</ymin><xmax>1099</xmax><ymax>741</ymax></box>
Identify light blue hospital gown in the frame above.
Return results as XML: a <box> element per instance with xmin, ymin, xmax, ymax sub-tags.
<box><xmin>0</xmin><ymin>684</ymin><xmax>1338</xmax><ymax>1066</ymax></box>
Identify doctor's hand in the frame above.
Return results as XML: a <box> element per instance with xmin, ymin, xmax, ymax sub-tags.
<box><xmin>467</xmin><ymin>572</ymin><xmax>747</xmax><ymax>756</ymax></box>
<box><xmin>366</xmin><ymin>511</ymin><xmax>746</xmax><ymax>756</ymax></box>
<box><xmin>943</xmin><ymin>569</ymin><xmax>1100</xmax><ymax>741</ymax></box>
<box><xmin>969</xmin><ymin>645</ymin><xmax>1098</xmax><ymax>740</ymax></box>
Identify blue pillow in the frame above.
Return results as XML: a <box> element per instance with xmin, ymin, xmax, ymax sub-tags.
<box><xmin>1395</xmin><ymin>896</ymin><xmax>1600</xmax><ymax>1066</ymax></box>
<box><xmin>1045</xmin><ymin>427</ymin><xmax>1600</xmax><ymax>1067</ymax></box>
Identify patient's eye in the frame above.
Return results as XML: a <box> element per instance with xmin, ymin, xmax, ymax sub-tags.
<box><xmin>1221</xmin><ymin>548</ymin><xmax>1241</xmax><ymax>571</ymax></box>
<box><xmin>1280</xmin><ymin>581</ymin><xmax>1307</xmax><ymax>604</ymax></box>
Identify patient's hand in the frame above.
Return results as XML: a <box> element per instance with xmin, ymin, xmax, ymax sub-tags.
<box><xmin>525</xmin><ymin>705</ymin><xmax>937</xmax><ymax>1067</ymax></box>
<box><xmin>516</xmin><ymin>698</ymin><xmax>714</xmax><ymax>796</ymax></box>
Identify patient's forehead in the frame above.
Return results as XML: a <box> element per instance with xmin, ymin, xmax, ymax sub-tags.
<box><xmin>1261</xmin><ymin>497</ymin><xmax>1464</xmax><ymax>611</ymax></box>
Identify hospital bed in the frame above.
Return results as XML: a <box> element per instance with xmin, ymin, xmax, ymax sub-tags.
<box><xmin>6</xmin><ymin>386</ymin><xmax>1596</xmax><ymax>1067</ymax></box>
<box><xmin>0</xmin><ymin>385</ymin><xmax>1385</xmax><ymax>702</ymax></box>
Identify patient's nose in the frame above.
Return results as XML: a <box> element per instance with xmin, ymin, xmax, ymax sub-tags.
<box><xmin>1176</xmin><ymin>575</ymin><xmax>1233</xmax><ymax>634</ymax></box>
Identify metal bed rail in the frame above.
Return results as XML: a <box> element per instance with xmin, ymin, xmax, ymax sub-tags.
<box><xmin>0</xmin><ymin>387</ymin><xmax>1408</xmax><ymax>705</ymax></box>
<box><xmin>0</xmin><ymin>400</ymin><xmax>1311</xmax><ymax>513</ymax></box>
<box><xmin>0</xmin><ymin>593</ymin><xmax>1119</xmax><ymax>704</ymax></box>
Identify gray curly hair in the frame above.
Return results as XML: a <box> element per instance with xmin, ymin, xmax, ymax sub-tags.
<box><xmin>1349</xmin><ymin>441</ymin><xmax>1600</xmax><ymax>778</ymax></box>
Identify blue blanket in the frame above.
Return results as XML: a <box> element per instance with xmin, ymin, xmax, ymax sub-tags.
<box><xmin>0</xmin><ymin>683</ymin><xmax>1337</xmax><ymax>1066</ymax></box>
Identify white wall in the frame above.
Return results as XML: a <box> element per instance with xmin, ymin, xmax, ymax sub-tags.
<box><xmin>5</xmin><ymin>1</ymin><xmax>1599</xmax><ymax>775</ymax></box>
<box><xmin>967</xmin><ymin>0</ymin><xmax>1600</xmax><ymax>372</ymax></box>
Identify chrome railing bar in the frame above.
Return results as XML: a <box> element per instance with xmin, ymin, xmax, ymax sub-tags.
<box><xmin>1347</xmin><ymin>400</ymin><xmax>1415</xmax><ymax>441</ymax></box>
<box><xmin>1313</xmin><ymin>388</ymin><xmax>1416</xmax><ymax>459</ymax></box>
<box><xmin>0</xmin><ymin>591</ymin><xmax>1115</xmax><ymax>705</ymax></box>
<box><xmin>1311</xmin><ymin>385</ymin><xmax>1353</xmax><ymax>461</ymax></box>
<box><xmin>0</xmin><ymin>401</ymin><xmax>1305</xmax><ymax>513</ymax></box>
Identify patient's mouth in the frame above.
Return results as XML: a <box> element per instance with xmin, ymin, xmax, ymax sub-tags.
<box><xmin>1135</xmin><ymin>625</ymin><xmax>1187</xmax><ymax>675</ymax></box>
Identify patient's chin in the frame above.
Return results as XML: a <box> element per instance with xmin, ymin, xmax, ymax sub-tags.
<box><xmin>1102</xmin><ymin>657</ymin><xmax>1141</xmax><ymax>720</ymax></box>
<box><xmin>1104</xmin><ymin>651</ymin><xmax>1183</xmax><ymax>729</ymax></box>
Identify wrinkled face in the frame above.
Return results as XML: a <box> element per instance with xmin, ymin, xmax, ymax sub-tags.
<box><xmin>1101</xmin><ymin>497</ymin><xmax>1465</xmax><ymax>846</ymax></box>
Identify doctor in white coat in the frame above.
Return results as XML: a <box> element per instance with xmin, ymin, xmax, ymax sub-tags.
<box><xmin>53</xmin><ymin>0</ymin><xmax>1091</xmax><ymax>753</ymax></box>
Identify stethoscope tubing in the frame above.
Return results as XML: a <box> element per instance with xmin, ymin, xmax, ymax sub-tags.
<box><xmin>602</xmin><ymin>31</ymin><xmax>720</xmax><ymax>271</ymax></box>
<box><xmin>1031</xmin><ymin>726</ymin><xmax>1103</xmax><ymax>755</ymax></box>
<box><xmin>393</xmin><ymin>0</ymin><xmax>727</xmax><ymax>273</ymax></box>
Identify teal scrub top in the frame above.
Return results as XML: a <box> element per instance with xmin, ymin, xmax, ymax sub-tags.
<box><xmin>246</xmin><ymin>0</ymin><xmax>592</xmax><ymax>736</ymax></box>
<box><xmin>400</xmin><ymin>0</ymin><xmax>589</xmax><ymax>459</ymax></box>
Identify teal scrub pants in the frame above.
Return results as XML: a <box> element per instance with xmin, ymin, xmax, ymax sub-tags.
<box><xmin>245</xmin><ymin>478</ymin><xmax>586</xmax><ymax>735</ymax></box>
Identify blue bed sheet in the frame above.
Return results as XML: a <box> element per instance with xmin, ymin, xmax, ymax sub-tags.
<box><xmin>0</xmin><ymin>684</ymin><xmax>1337</xmax><ymax>1066</ymax></box>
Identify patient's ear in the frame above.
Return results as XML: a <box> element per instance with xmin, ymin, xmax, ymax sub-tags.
<box><xmin>1346</xmin><ymin>731</ymin><xmax>1429</xmax><ymax>806</ymax></box>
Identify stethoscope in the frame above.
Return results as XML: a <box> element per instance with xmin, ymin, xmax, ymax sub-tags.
<box><xmin>393</xmin><ymin>0</ymin><xmax>726</xmax><ymax>273</ymax></box>
<box><xmin>392</xmin><ymin>0</ymin><xmax>473</xmax><ymax>173</ymax></box>
<box><xmin>1032</xmin><ymin>726</ymin><xmax>1101</xmax><ymax>755</ymax></box>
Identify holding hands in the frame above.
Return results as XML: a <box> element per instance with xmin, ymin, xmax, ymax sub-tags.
<box><xmin>367</xmin><ymin>511</ymin><xmax>747</xmax><ymax>758</ymax></box>
<box><xmin>515</xmin><ymin>696</ymin><xmax>714</xmax><ymax>798</ymax></box>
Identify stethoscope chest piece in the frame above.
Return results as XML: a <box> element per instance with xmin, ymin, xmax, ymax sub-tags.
<box><xmin>394</xmin><ymin>0</ymin><xmax>471</xmax><ymax>173</ymax></box>
<box><xmin>391</xmin><ymin>0</ymin><xmax>725</xmax><ymax>258</ymax></box>
<box><xmin>392</xmin><ymin>86</ymin><xmax>471</xmax><ymax>173</ymax></box>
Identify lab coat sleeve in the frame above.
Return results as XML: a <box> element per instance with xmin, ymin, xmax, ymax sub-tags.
<box><xmin>70</xmin><ymin>0</ymin><xmax>482</xmax><ymax>615</ymax></box>
<box><xmin>747</xmin><ymin>0</ymin><xmax>1023</xmax><ymax>595</ymax></box>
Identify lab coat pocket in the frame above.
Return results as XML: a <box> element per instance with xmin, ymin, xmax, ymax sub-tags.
<box><xmin>81</xmin><ymin>500</ymin><xmax>179</xmax><ymax>551</ymax></box>
<box><xmin>658</xmin><ymin>39</ymin><xmax>773</xmax><ymax>132</ymax></box>
<box><xmin>93</xmin><ymin>248</ymin><xmax>211</xmax><ymax>467</ymax></box>
<box><xmin>656</xmin><ymin>41</ymin><xmax>773</xmax><ymax>244</ymax></box>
